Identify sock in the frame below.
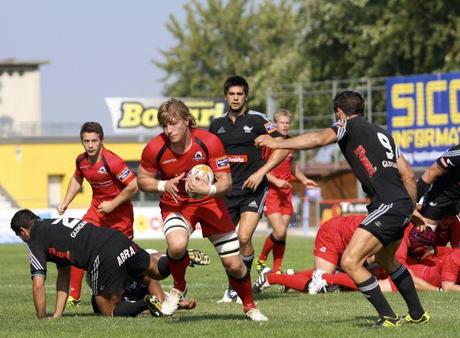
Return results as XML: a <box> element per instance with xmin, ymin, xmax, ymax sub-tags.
<box><xmin>69</xmin><ymin>266</ymin><xmax>85</xmax><ymax>300</ymax></box>
<box><xmin>241</xmin><ymin>252</ymin><xmax>254</xmax><ymax>272</ymax></box>
<box><xmin>267</xmin><ymin>272</ymin><xmax>309</xmax><ymax>292</ymax></box>
<box><xmin>272</xmin><ymin>236</ymin><xmax>286</xmax><ymax>273</ymax></box>
<box><xmin>356</xmin><ymin>276</ymin><xmax>396</xmax><ymax>318</ymax></box>
<box><xmin>112</xmin><ymin>299</ymin><xmax>148</xmax><ymax>317</ymax></box>
<box><xmin>167</xmin><ymin>251</ymin><xmax>190</xmax><ymax>292</ymax></box>
<box><xmin>157</xmin><ymin>255</ymin><xmax>171</xmax><ymax>277</ymax></box>
<box><xmin>259</xmin><ymin>233</ymin><xmax>275</xmax><ymax>261</ymax></box>
<box><xmin>322</xmin><ymin>272</ymin><xmax>358</xmax><ymax>290</ymax></box>
<box><xmin>390</xmin><ymin>264</ymin><xmax>425</xmax><ymax>319</ymax></box>
<box><xmin>298</xmin><ymin>269</ymin><xmax>314</xmax><ymax>280</ymax></box>
<box><xmin>228</xmin><ymin>271</ymin><xmax>256</xmax><ymax>311</ymax></box>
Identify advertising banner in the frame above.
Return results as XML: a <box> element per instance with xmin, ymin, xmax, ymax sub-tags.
<box><xmin>106</xmin><ymin>97</ymin><xmax>225</xmax><ymax>134</ymax></box>
<box><xmin>386</xmin><ymin>72</ymin><xmax>460</xmax><ymax>167</ymax></box>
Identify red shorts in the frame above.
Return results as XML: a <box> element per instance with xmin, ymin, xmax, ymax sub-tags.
<box><xmin>264</xmin><ymin>187</ymin><xmax>293</xmax><ymax>216</ymax></box>
<box><xmin>313</xmin><ymin>224</ymin><xmax>348</xmax><ymax>266</ymax></box>
<box><xmin>84</xmin><ymin>205</ymin><xmax>134</xmax><ymax>239</ymax></box>
<box><xmin>160</xmin><ymin>198</ymin><xmax>235</xmax><ymax>237</ymax></box>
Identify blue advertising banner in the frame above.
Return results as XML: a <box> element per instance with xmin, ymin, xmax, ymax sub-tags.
<box><xmin>386</xmin><ymin>72</ymin><xmax>460</xmax><ymax>167</ymax></box>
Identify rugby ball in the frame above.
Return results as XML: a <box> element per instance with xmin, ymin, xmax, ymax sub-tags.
<box><xmin>186</xmin><ymin>164</ymin><xmax>214</xmax><ymax>199</ymax></box>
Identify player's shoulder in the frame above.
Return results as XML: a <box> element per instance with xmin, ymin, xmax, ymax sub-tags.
<box><xmin>193</xmin><ymin>128</ymin><xmax>223</xmax><ymax>145</ymax></box>
<box><xmin>145</xmin><ymin>133</ymin><xmax>168</xmax><ymax>150</ymax></box>
<box><xmin>247</xmin><ymin>110</ymin><xmax>269</xmax><ymax>121</ymax></box>
<box><xmin>76</xmin><ymin>152</ymin><xmax>87</xmax><ymax>164</ymax></box>
<box><xmin>209</xmin><ymin>114</ymin><xmax>228</xmax><ymax>129</ymax></box>
<box><xmin>102</xmin><ymin>148</ymin><xmax>124</xmax><ymax>162</ymax></box>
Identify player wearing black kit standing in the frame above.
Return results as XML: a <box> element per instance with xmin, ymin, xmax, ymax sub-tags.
<box><xmin>210</xmin><ymin>76</ymin><xmax>288</xmax><ymax>302</ymax></box>
<box><xmin>10</xmin><ymin>209</ymin><xmax>180</xmax><ymax>319</ymax></box>
<box><xmin>256</xmin><ymin>91</ymin><xmax>429</xmax><ymax>328</ymax></box>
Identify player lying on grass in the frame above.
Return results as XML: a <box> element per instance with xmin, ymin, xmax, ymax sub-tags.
<box><xmin>89</xmin><ymin>248</ymin><xmax>210</xmax><ymax>315</ymax></box>
<box><xmin>10</xmin><ymin>209</ymin><xmax>207</xmax><ymax>319</ymax></box>
<box><xmin>254</xmin><ymin>215</ymin><xmax>458</xmax><ymax>294</ymax></box>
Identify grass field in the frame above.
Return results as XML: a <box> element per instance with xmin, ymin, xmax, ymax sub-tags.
<box><xmin>1</xmin><ymin>234</ymin><xmax>460</xmax><ymax>337</ymax></box>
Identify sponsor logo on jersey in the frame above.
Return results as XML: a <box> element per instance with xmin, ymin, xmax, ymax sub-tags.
<box><xmin>264</xmin><ymin>122</ymin><xmax>277</xmax><ymax>133</ymax></box>
<box><xmin>243</xmin><ymin>125</ymin><xmax>254</xmax><ymax>133</ymax></box>
<box><xmin>227</xmin><ymin>154</ymin><xmax>248</xmax><ymax>163</ymax></box>
<box><xmin>193</xmin><ymin>151</ymin><xmax>204</xmax><ymax>161</ymax></box>
<box><xmin>217</xmin><ymin>126</ymin><xmax>226</xmax><ymax>134</ymax></box>
<box><xmin>320</xmin><ymin>246</ymin><xmax>327</xmax><ymax>253</ymax></box>
<box><xmin>374</xmin><ymin>221</ymin><xmax>382</xmax><ymax>227</ymax></box>
<box><xmin>382</xmin><ymin>160</ymin><xmax>397</xmax><ymax>169</ymax></box>
<box><xmin>428</xmin><ymin>201</ymin><xmax>438</xmax><ymax>207</ymax></box>
<box><xmin>216</xmin><ymin>156</ymin><xmax>230</xmax><ymax>169</ymax></box>
<box><xmin>162</xmin><ymin>158</ymin><xmax>177</xmax><ymax>164</ymax></box>
<box><xmin>248</xmin><ymin>201</ymin><xmax>258</xmax><ymax>208</ymax></box>
<box><xmin>354</xmin><ymin>145</ymin><xmax>376</xmax><ymax>177</ymax></box>
<box><xmin>117</xmin><ymin>168</ymin><xmax>131</xmax><ymax>181</ymax></box>
<box><xmin>97</xmin><ymin>166</ymin><xmax>107</xmax><ymax>174</ymax></box>
<box><xmin>48</xmin><ymin>247</ymin><xmax>71</xmax><ymax>260</ymax></box>
<box><xmin>117</xmin><ymin>245</ymin><xmax>137</xmax><ymax>267</ymax></box>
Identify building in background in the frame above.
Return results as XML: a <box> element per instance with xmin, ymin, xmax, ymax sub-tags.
<box><xmin>0</xmin><ymin>58</ymin><xmax>48</xmax><ymax>137</ymax></box>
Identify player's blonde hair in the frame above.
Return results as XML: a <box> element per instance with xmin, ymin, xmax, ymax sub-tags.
<box><xmin>273</xmin><ymin>109</ymin><xmax>292</xmax><ymax>123</ymax></box>
<box><xmin>157</xmin><ymin>98</ymin><xmax>196</xmax><ymax>127</ymax></box>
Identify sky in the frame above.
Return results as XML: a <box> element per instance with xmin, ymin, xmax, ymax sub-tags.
<box><xmin>0</xmin><ymin>0</ymin><xmax>188</xmax><ymax>134</ymax></box>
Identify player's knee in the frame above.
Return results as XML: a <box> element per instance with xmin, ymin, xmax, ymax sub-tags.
<box><xmin>167</xmin><ymin>243</ymin><xmax>187</xmax><ymax>259</ymax></box>
<box><xmin>272</xmin><ymin>228</ymin><xmax>287</xmax><ymax>240</ymax></box>
<box><xmin>340</xmin><ymin>253</ymin><xmax>358</xmax><ymax>273</ymax></box>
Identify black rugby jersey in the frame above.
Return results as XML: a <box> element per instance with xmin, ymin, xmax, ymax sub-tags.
<box><xmin>26</xmin><ymin>218</ymin><xmax>117</xmax><ymax>278</ymax></box>
<box><xmin>330</xmin><ymin>116</ymin><xmax>410</xmax><ymax>207</ymax></box>
<box><xmin>427</xmin><ymin>144</ymin><xmax>460</xmax><ymax>199</ymax></box>
<box><xmin>209</xmin><ymin>109</ymin><xmax>281</xmax><ymax>196</ymax></box>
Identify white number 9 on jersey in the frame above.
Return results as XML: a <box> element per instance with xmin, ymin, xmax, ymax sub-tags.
<box><xmin>377</xmin><ymin>132</ymin><xmax>394</xmax><ymax>160</ymax></box>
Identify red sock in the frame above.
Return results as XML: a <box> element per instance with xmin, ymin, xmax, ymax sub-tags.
<box><xmin>259</xmin><ymin>234</ymin><xmax>275</xmax><ymax>261</ymax></box>
<box><xmin>272</xmin><ymin>240</ymin><xmax>286</xmax><ymax>273</ymax></box>
<box><xmin>322</xmin><ymin>272</ymin><xmax>358</xmax><ymax>290</ymax></box>
<box><xmin>228</xmin><ymin>273</ymin><xmax>256</xmax><ymax>311</ymax></box>
<box><xmin>69</xmin><ymin>266</ymin><xmax>85</xmax><ymax>300</ymax></box>
<box><xmin>298</xmin><ymin>269</ymin><xmax>314</xmax><ymax>280</ymax></box>
<box><xmin>167</xmin><ymin>252</ymin><xmax>190</xmax><ymax>292</ymax></box>
<box><xmin>267</xmin><ymin>272</ymin><xmax>309</xmax><ymax>292</ymax></box>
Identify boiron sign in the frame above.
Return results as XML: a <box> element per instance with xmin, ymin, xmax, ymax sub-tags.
<box><xmin>106</xmin><ymin>98</ymin><xmax>226</xmax><ymax>134</ymax></box>
<box><xmin>386</xmin><ymin>72</ymin><xmax>460</xmax><ymax>167</ymax></box>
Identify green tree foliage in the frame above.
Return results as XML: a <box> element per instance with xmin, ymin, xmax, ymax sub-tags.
<box><xmin>156</xmin><ymin>0</ymin><xmax>460</xmax><ymax>116</ymax></box>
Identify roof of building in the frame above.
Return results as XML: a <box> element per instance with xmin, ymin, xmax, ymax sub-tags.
<box><xmin>0</xmin><ymin>58</ymin><xmax>49</xmax><ymax>67</ymax></box>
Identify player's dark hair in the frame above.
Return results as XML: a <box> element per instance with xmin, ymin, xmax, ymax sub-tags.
<box><xmin>10</xmin><ymin>209</ymin><xmax>40</xmax><ymax>234</ymax></box>
<box><xmin>157</xmin><ymin>98</ymin><xmax>196</xmax><ymax>127</ymax></box>
<box><xmin>80</xmin><ymin>122</ymin><xmax>104</xmax><ymax>141</ymax></box>
<box><xmin>224</xmin><ymin>75</ymin><xmax>249</xmax><ymax>96</ymax></box>
<box><xmin>333</xmin><ymin>91</ymin><xmax>365</xmax><ymax>116</ymax></box>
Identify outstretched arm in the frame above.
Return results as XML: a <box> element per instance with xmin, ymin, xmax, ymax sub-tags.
<box><xmin>293</xmin><ymin>162</ymin><xmax>317</xmax><ymax>189</ymax></box>
<box><xmin>255</xmin><ymin>128</ymin><xmax>337</xmax><ymax>151</ymax></box>
<box><xmin>32</xmin><ymin>275</ymin><xmax>47</xmax><ymax>319</ymax></box>
<box><xmin>57</xmin><ymin>175</ymin><xmax>83</xmax><ymax>215</ymax></box>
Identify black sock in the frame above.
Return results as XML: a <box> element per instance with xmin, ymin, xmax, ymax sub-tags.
<box><xmin>112</xmin><ymin>299</ymin><xmax>148</xmax><ymax>317</ymax></box>
<box><xmin>357</xmin><ymin>276</ymin><xmax>396</xmax><ymax>318</ymax></box>
<box><xmin>270</xmin><ymin>233</ymin><xmax>286</xmax><ymax>244</ymax></box>
<box><xmin>157</xmin><ymin>255</ymin><xmax>171</xmax><ymax>277</ymax></box>
<box><xmin>241</xmin><ymin>252</ymin><xmax>254</xmax><ymax>272</ymax></box>
<box><xmin>390</xmin><ymin>264</ymin><xmax>425</xmax><ymax>319</ymax></box>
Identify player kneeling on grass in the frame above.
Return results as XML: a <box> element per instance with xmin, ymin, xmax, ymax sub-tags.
<box><xmin>11</xmin><ymin>209</ymin><xmax>191</xmax><ymax>319</ymax></box>
<box><xmin>137</xmin><ymin>98</ymin><xmax>267</xmax><ymax>321</ymax></box>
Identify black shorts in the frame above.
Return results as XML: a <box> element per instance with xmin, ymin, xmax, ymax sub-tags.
<box><xmin>359</xmin><ymin>199</ymin><xmax>413</xmax><ymax>247</ymax></box>
<box><xmin>421</xmin><ymin>191</ymin><xmax>460</xmax><ymax>220</ymax></box>
<box><xmin>88</xmin><ymin>232</ymin><xmax>150</xmax><ymax>296</ymax></box>
<box><xmin>224</xmin><ymin>185</ymin><xmax>268</xmax><ymax>225</ymax></box>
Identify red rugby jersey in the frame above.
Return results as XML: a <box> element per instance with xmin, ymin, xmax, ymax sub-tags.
<box><xmin>263</xmin><ymin>147</ymin><xmax>295</xmax><ymax>182</ymax></box>
<box><xmin>74</xmin><ymin>147</ymin><xmax>135</xmax><ymax>226</ymax></box>
<box><xmin>140</xmin><ymin>128</ymin><xmax>230</xmax><ymax>206</ymax></box>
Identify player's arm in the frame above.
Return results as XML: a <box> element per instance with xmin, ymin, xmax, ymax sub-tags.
<box><xmin>32</xmin><ymin>275</ymin><xmax>47</xmax><ymax>319</ymax></box>
<box><xmin>137</xmin><ymin>165</ymin><xmax>183</xmax><ymax>203</ymax></box>
<box><xmin>98</xmin><ymin>179</ymin><xmax>138</xmax><ymax>214</ymax></box>
<box><xmin>255</xmin><ymin>128</ymin><xmax>337</xmax><ymax>151</ymax></box>
<box><xmin>441</xmin><ymin>281</ymin><xmax>460</xmax><ymax>291</ymax></box>
<box><xmin>417</xmin><ymin>162</ymin><xmax>446</xmax><ymax>202</ymax></box>
<box><xmin>408</xmin><ymin>271</ymin><xmax>439</xmax><ymax>291</ymax></box>
<box><xmin>57</xmin><ymin>175</ymin><xmax>83</xmax><ymax>215</ymax></box>
<box><xmin>266</xmin><ymin>172</ymin><xmax>291</xmax><ymax>189</ymax></box>
<box><xmin>292</xmin><ymin>162</ymin><xmax>317</xmax><ymax>189</ymax></box>
<box><xmin>53</xmin><ymin>265</ymin><xmax>70</xmax><ymax>319</ymax></box>
<box><xmin>396</xmin><ymin>154</ymin><xmax>417</xmax><ymax>206</ymax></box>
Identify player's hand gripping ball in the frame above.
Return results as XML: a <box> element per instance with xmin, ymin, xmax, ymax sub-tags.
<box><xmin>186</xmin><ymin>164</ymin><xmax>214</xmax><ymax>199</ymax></box>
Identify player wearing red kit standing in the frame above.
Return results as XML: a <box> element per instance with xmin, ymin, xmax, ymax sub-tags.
<box><xmin>137</xmin><ymin>98</ymin><xmax>268</xmax><ymax>321</ymax></box>
<box><xmin>257</xmin><ymin>109</ymin><xmax>317</xmax><ymax>273</ymax></box>
<box><xmin>57</xmin><ymin>122</ymin><xmax>138</xmax><ymax>306</ymax></box>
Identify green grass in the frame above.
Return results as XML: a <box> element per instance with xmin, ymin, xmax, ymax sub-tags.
<box><xmin>1</xmin><ymin>235</ymin><xmax>459</xmax><ymax>337</ymax></box>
